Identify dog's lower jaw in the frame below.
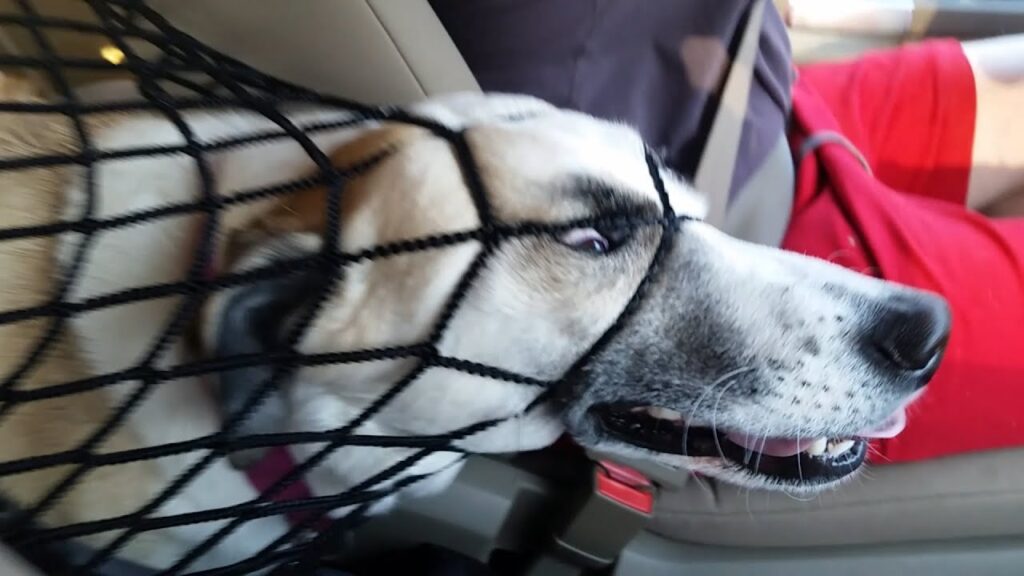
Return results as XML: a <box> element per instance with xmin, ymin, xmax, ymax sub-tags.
<box><xmin>323</xmin><ymin>456</ymin><xmax>467</xmax><ymax>521</ymax></box>
<box><xmin>293</xmin><ymin>410</ymin><xmax>563</xmax><ymax>521</ymax></box>
<box><xmin>449</xmin><ymin>405</ymin><xmax>566</xmax><ymax>454</ymax></box>
<box><xmin>589</xmin><ymin>439</ymin><xmax>861</xmax><ymax>494</ymax></box>
<box><xmin>303</xmin><ymin>448</ymin><xmax>467</xmax><ymax>523</ymax></box>
<box><xmin>683</xmin><ymin>457</ymin><xmax>862</xmax><ymax>494</ymax></box>
<box><xmin>284</xmin><ymin>382</ymin><xmax>565</xmax><ymax>517</ymax></box>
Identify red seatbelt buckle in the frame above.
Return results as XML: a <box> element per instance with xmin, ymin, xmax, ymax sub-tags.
<box><xmin>594</xmin><ymin>460</ymin><xmax>654</xmax><ymax>514</ymax></box>
<box><xmin>546</xmin><ymin>459</ymin><xmax>656</xmax><ymax>569</ymax></box>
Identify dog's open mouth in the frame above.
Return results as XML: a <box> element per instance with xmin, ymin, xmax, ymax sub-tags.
<box><xmin>592</xmin><ymin>403</ymin><xmax>906</xmax><ymax>485</ymax></box>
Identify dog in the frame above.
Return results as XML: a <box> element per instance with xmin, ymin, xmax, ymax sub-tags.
<box><xmin>0</xmin><ymin>81</ymin><xmax>950</xmax><ymax>572</ymax></box>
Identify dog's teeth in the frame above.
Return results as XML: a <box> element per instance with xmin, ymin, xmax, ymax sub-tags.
<box><xmin>805</xmin><ymin>438</ymin><xmax>828</xmax><ymax>456</ymax></box>
<box><xmin>827</xmin><ymin>439</ymin><xmax>856</xmax><ymax>456</ymax></box>
<box><xmin>630</xmin><ymin>407</ymin><xmax>647</xmax><ymax>414</ymax></box>
<box><xmin>647</xmin><ymin>407</ymin><xmax>683</xmax><ymax>422</ymax></box>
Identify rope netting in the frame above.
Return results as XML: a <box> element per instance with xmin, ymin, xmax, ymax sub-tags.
<box><xmin>0</xmin><ymin>1</ymin><xmax>682</xmax><ymax>574</ymax></box>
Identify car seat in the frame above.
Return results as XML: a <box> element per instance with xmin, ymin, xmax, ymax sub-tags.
<box><xmin>17</xmin><ymin>1</ymin><xmax>1024</xmax><ymax>574</ymax></box>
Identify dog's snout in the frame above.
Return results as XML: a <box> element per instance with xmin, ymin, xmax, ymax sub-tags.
<box><xmin>870</xmin><ymin>292</ymin><xmax>951</xmax><ymax>381</ymax></box>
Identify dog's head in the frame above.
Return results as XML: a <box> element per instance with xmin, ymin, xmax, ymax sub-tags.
<box><xmin>202</xmin><ymin>93</ymin><xmax>949</xmax><ymax>494</ymax></box>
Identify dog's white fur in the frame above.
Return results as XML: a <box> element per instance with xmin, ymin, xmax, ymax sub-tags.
<box><xmin>28</xmin><ymin>93</ymin><xmax>695</xmax><ymax>570</ymax></box>
<box><xmin>1</xmin><ymin>90</ymin><xmax>938</xmax><ymax>572</ymax></box>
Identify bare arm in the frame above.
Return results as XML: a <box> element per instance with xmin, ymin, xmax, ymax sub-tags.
<box><xmin>963</xmin><ymin>34</ymin><xmax>1024</xmax><ymax>215</ymax></box>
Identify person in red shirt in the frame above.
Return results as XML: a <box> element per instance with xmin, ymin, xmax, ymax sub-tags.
<box><xmin>785</xmin><ymin>36</ymin><xmax>1024</xmax><ymax>462</ymax></box>
<box><xmin>432</xmin><ymin>1</ymin><xmax>1024</xmax><ymax>464</ymax></box>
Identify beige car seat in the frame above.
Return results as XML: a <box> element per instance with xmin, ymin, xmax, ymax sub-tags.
<box><xmin>148</xmin><ymin>0</ymin><xmax>479</xmax><ymax>105</ymax></box>
<box><xmin>38</xmin><ymin>2</ymin><xmax>1024</xmax><ymax>575</ymax></box>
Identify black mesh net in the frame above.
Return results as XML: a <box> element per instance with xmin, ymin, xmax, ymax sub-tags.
<box><xmin>0</xmin><ymin>1</ymin><xmax>681</xmax><ymax>574</ymax></box>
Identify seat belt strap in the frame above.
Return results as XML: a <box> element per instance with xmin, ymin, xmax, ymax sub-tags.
<box><xmin>694</xmin><ymin>0</ymin><xmax>769</xmax><ymax>228</ymax></box>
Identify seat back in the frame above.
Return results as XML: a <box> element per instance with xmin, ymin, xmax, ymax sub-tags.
<box><xmin>148</xmin><ymin>0</ymin><xmax>480</xmax><ymax>104</ymax></box>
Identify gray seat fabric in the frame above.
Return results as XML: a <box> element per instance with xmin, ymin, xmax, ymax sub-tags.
<box><xmin>649</xmin><ymin>448</ymin><xmax>1024</xmax><ymax>548</ymax></box>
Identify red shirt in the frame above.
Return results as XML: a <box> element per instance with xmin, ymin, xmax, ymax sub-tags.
<box><xmin>783</xmin><ymin>40</ymin><xmax>1024</xmax><ymax>462</ymax></box>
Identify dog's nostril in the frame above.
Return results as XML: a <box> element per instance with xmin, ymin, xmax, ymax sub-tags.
<box><xmin>871</xmin><ymin>292</ymin><xmax>951</xmax><ymax>375</ymax></box>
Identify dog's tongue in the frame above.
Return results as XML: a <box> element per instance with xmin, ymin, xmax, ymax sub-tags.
<box><xmin>723</xmin><ymin>435</ymin><xmax>816</xmax><ymax>457</ymax></box>
<box><xmin>724</xmin><ymin>409</ymin><xmax>908</xmax><ymax>457</ymax></box>
<box><xmin>856</xmin><ymin>408</ymin><xmax>907</xmax><ymax>439</ymax></box>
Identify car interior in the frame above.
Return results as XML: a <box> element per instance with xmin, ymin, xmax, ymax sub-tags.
<box><xmin>2</xmin><ymin>1</ymin><xmax>1024</xmax><ymax>574</ymax></box>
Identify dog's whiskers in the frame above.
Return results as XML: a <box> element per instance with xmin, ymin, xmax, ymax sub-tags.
<box><xmin>867</xmin><ymin>443</ymin><xmax>892</xmax><ymax>463</ymax></box>
<box><xmin>795</xmin><ymin>429</ymin><xmax>804</xmax><ymax>486</ymax></box>
<box><xmin>688</xmin><ymin>466</ymin><xmax>716</xmax><ymax>501</ymax></box>
<box><xmin>710</xmin><ymin>380</ymin><xmax>742</xmax><ymax>465</ymax></box>
<box><xmin>743</xmin><ymin>484</ymin><xmax>755</xmax><ymax>520</ymax></box>
<box><xmin>682</xmin><ymin>366</ymin><xmax>756</xmax><ymax>460</ymax></box>
<box><xmin>782</xmin><ymin>486</ymin><xmax>818</xmax><ymax>502</ymax></box>
<box><xmin>681</xmin><ymin>383</ymin><xmax>719</xmax><ymax>459</ymax></box>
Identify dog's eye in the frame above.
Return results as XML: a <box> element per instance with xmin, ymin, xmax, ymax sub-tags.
<box><xmin>559</xmin><ymin>228</ymin><xmax>610</xmax><ymax>254</ymax></box>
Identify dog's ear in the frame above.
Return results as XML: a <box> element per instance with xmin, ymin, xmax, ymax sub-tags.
<box><xmin>207</xmin><ymin>124</ymin><xmax>425</xmax><ymax>469</ymax></box>
<box><xmin>217</xmin><ymin>122</ymin><xmax>427</xmax><ymax>243</ymax></box>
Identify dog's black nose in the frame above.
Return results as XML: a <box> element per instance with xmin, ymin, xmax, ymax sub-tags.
<box><xmin>871</xmin><ymin>292</ymin><xmax>951</xmax><ymax>381</ymax></box>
